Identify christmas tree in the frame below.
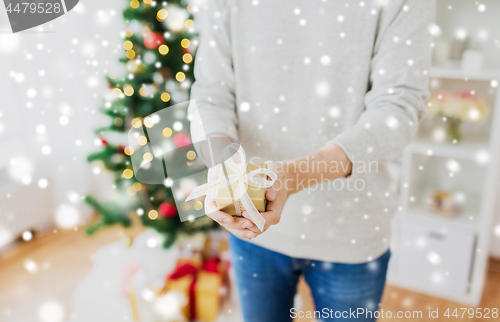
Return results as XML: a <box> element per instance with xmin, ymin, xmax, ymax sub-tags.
<box><xmin>85</xmin><ymin>0</ymin><xmax>217</xmax><ymax>248</ymax></box>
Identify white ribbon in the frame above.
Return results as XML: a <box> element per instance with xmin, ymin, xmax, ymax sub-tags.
<box><xmin>185</xmin><ymin>144</ymin><xmax>277</xmax><ymax>231</ymax></box>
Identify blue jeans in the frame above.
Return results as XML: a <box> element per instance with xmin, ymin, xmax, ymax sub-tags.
<box><xmin>229</xmin><ymin>234</ymin><xmax>391</xmax><ymax>322</ymax></box>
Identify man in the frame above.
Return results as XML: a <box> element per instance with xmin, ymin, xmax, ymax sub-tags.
<box><xmin>190</xmin><ymin>0</ymin><xmax>434</xmax><ymax>321</ymax></box>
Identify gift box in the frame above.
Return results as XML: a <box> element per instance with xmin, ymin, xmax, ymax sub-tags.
<box><xmin>177</xmin><ymin>233</ymin><xmax>208</xmax><ymax>254</ymax></box>
<box><xmin>164</xmin><ymin>274</ymin><xmax>194</xmax><ymax>320</ymax></box>
<box><xmin>202</xmin><ymin>232</ymin><xmax>231</xmax><ymax>299</ymax></box>
<box><xmin>215</xmin><ymin>163</ymin><xmax>268</xmax><ymax>216</ymax></box>
<box><xmin>194</xmin><ymin>267</ymin><xmax>223</xmax><ymax>322</ymax></box>
<box><xmin>163</xmin><ymin>258</ymin><xmax>227</xmax><ymax>322</ymax></box>
<box><xmin>203</xmin><ymin>237</ymin><xmax>228</xmax><ymax>258</ymax></box>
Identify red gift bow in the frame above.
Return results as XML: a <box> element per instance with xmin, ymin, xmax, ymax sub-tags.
<box><xmin>167</xmin><ymin>259</ymin><xmax>221</xmax><ymax>321</ymax></box>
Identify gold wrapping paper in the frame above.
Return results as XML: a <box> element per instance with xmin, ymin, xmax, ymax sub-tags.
<box><xmin>164</xmin><ymin>258</ymin><xmax>226</xmax><ymax>322</ymax></box>
<box><xmin>194</xmin><ymin>270</ymin><xmax>223</xmax><ymax>322</ymax></box>
<box><xmin>215</xmin><ymin>163</ymin><xmax>268</xmax><ymax>216</ymax></box>
<box><xmin>163</xmin><ymin>274</ymin><xmax>193</xmax><ymax>320</ymax></box>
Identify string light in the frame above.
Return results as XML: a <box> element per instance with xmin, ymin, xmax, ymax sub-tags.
<box><xmin>126</xmin><ymin>50</ymin><xmax>136</xmax><ymax>59</ymax></box>
<box><xmin>123</xmin><ymin>169</ymin><xmax>134</xmax><ymax>179</ymax></box>
<box><xmin>130</xmin><ymin>0</ymin><xmax>139</xmax><ymax>9</ymax></box>
<box><xmin>133</xmin><ymin>182</ymin><xmax>142</xmax><ymax>191</ymax></box>
<box><xmin>175</xmin><ymin>72</ymin><xmax>186</xmax><ymax>82</ymax></box>
<box><xmin>158</xmin><ymin>44</ymin><xmax>169</xmax><ymax>55</ymax></box>
<box><xmin>157</xmin><ymin>9</ymin><xmax>168</xmax><ymax>21</ymax></box>
<box><xmin>113</xmin><ymin>117</ymin><xmax>123</xmax><ymax>126</ymax></box>
<box><xmin>180</xmin><ymin>39</ymin><xmax>190</xmax><ymax>48</ymax></box>
<box><xmin>162</xmin><ymin>127</ymin><xmax>172</xmax><ymax>137</ymax></box>
<box><xmin>137</xmin><ymin>136</ymin><xmax>148</xmax><ymax>145</ymax></box>
<box><xmin>161</xmin><ymin>92</ymin><xmax>171</xmax><ymax>102</ymax></box>
<box><xmin>126</xmin><ymin>60</ymin><xmax>140</xmax><ymax>73</ymax></box>
<box><xmin>185</xmin><ymin>19</ymin><xmax>194</xmax><ymax>29</ymax></box>
<box><xmin>186</xmin><ymin>150</ymin><xmax>196</xmax><ymax>160</ymax></box>
<box><xmin>123</xmin><ymin>40</ymin><xmax>133</xmax><ymax>50</ymax></box>
<box><xmin>127</xmin><ymin>187</ymin><xmax>136</xmax><ymax>196</ymax></box>
<box><xmin>139</xmin><ymin>86</ymin><xmax>150</xmax><ymax>97</ymax></box>
<box><xmin>144</xmin><ymin>116</ymin><xmax>154</xmax><ymax>128</ymax></box>
<box><xmin>182</xmin><ymin>53</ymin><xmax>193</xmax><ymax>64</ymax></box>
<box><xmin>131</xmin><ymin>118</ymin><xmax>142</xmax><ymax>128</ymax></box>
<box><xmin>124</xmin><ymin>146</ymin><xmax>134</xmax><ymax>155</ymax></box>
<box><xmin>112</xmin><ymin>88</ymin><xmax>123</xmax><ymax>98</ymax></box>
<box><xmin>148</xmin><ymin>210</ymin><xmax>158</xmax><ymax>220</ymax></box>
<box><xmin>125</xmin><ymin>28</ymin><xmax>133</xmax><ymax>37</ymax></box>
<box><xmin>143</xmin><ymin>152</ymin><xmax>153</xmax><ymax>162</ymax></box>
<box><xmin>123</xmin><ymin>84</ymin><xmax>134</xmax><ymax>96</ymax></box>
<box><xmin>194</xmin><ymin>201</ymin><xmax>203</xmax><ymax>211</ymax></box>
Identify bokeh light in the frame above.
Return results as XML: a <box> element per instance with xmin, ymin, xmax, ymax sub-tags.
<box><xmin>123</xmin><ymin>169</ymin><xmax>134</xmax><ymax>179</ymax></box>
<box><xmin>38</xmin><ymin>300</ymin><xmax>65</xmax><ymax>322</ymax></box>
<box><xmin>24</xmin><ymin>259</ymin><xmax>38</xmax><ymax>273</ymax></box>
<box><xmin>22</xmin><ymin>231</ymin><xmax>33</xmax><ymax>241</ymax></box>
<box><xmin>0</xmin><ymin>227</ymin><xmax>13</xmax><ymax>247</ymax></box>
<box><xmin>148</xmin><ymin>210</ymin><xmax>158</xmax><ymax>220</ymax></box>
<box><xmin>54</xmin><ymin>205</ymin><xmax>80</xmax><ymax>229</ymax></box>
<box><xmin>0</xmin><ymin>34</ymin><xmax>21</xmax><ymax>53</ymax></box>
<box><xmin>8</xmin><ymin>156</ymin><xmax>34</xmax><ymax>182</ymax></box>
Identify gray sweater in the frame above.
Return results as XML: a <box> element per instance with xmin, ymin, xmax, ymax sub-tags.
<box><xmin>190</xmin><ymin>0</ymin><xmax>434</xmax><ymax>263</ymax></box>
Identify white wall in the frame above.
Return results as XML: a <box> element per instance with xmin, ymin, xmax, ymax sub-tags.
<box><xmin>490</xmin><ymin>194</ymin><xmax>500</xmax><ymax>258</ymax></box>
<box><xmin>0</xmin><ymin>1</ymin><xmax>126</xmax><ymax>231</ymax></box>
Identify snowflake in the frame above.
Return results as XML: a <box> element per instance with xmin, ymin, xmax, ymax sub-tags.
<box><xmin>320</xmin><ymin>55</ymin><xmax>331</xmax><ymax>65</ymax></box>
<box><xmin>302</xmin><ymin>204</ymin><xmax>313</xmax><ymax>215</ymax></box>
<box><xmin>315</xmin><ymin>82</ymin><xmax>330</xmax><ymax>97</ymax></box>
<box><xmin>385</xmin><ymin>116</ymin><xmax>400</xmax><ymax>129</ymax></box>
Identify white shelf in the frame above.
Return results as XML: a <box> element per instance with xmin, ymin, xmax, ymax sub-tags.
<box><xmin>387</xmin><ymin>276</ymin><xmax>478</xmax><ymax>306</ymax></box>
<box><xmin>391</xmin><ymin>0</ymin><xmax>500</xmax><ymax>306</ymax></box>
<box><xmin>408</xmin><ymin>137</ymin><xmax>490</xmax><ymax>161</ymax></box>
<box><xmin>405</xmin><ymin>207</ymin><xmax>481</xmax><ymax>233</ymax></box>
<box><xmin>429</xmin><ymin>66</ymin><xmax>500</xmax><ymax>82</ymax></box>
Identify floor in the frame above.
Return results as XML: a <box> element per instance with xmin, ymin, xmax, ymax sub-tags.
<box><xmin>0</xmin><ymin>222</ymin><xmax>145</xmax><ymax>322</ymax></box>
<box><xmin>0</xmin><ymin>223</ymin><xmax>498</xmax><ymax>322</ymax></box>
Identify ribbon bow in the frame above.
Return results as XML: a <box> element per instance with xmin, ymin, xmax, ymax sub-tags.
<box><xmin>185</xmin><ymin>144</ymin><xmax>277</xmax><ymax>231</ymax></box>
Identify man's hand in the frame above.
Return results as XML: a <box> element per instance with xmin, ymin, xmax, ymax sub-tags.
<box><xmin>204</xmin><ymin>161</ymin><xmax>289</xmax><ymax>239</ymax></box>
<box><xmin>203</xmin><ymin>164</ymin><xmax>261</xmax><ymax>239</ymax></box>
<box><xmin>242</xmin><ymin>160</ymin><xmax>288</xmax><ymax>234</ymax></box>
<box><xmin>202</xmin><ymin>141</ymin><xmax>352</xmax><ymax>239</ymax></box>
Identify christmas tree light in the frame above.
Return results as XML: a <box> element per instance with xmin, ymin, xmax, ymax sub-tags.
<box><xmin>85</xmin><ymin>0</ymin><xmax>218</xmax><ymax>247</ymax></box>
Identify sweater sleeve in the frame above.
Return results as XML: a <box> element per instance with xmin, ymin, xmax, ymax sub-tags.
<box><xmin>189</xmin><ymin>0</ymin><xmax>239</xmax><ymax>141</ymax></box>
<box><xmin>329</xmin><ymin>0</ymin><xmax>435</xmax><ymax>174</ymax></box>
